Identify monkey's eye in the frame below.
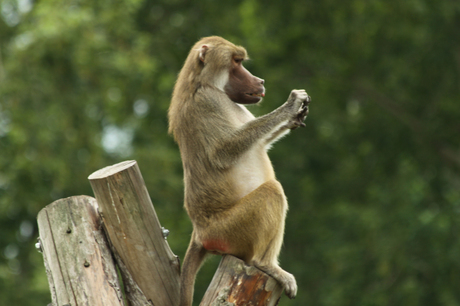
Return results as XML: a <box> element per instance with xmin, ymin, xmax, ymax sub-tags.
<box><xmin>234</xmin><ymin>58</ymin><xmax>243</xmax><ymax>64</ymax></box>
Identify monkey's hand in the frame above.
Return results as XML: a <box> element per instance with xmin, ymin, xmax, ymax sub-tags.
<box><xmin>285</xmin><ymin>90</ymin><xmax>311</xmax><ymax>130</ymax></box>
<box><xmin>288</xmin><ymin>103</ymin><xmax>309</xmax><ymax>130</ymax></box>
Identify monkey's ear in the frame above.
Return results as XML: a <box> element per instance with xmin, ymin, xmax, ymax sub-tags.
<box><xmin>199</xmin><ymin>45</ymin><xmax>209</xmax><ymax>62</ymax></box>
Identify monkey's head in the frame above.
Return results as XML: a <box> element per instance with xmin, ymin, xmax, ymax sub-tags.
<box><xmin>188</xmin><ymin>36</ymin><xmax>265</xmax><ymax>104</ymax></box>
<box><xmin>221</xmin><ymin>54</ymin><xmax>266</xmax><ymax>105</ymax></box>
<box><xmin>198</xmin><ymin>37</ymin><xmax>265</xmax><ymax>104</ymax></box>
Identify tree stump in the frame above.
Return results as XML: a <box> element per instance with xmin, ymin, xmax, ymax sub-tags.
<box><xmin>37</xmin><ymin>195</ymin><xmax>124</xmax><ymax>306</ymax></box>
<box><xmin>200</xmin><ymin>255</ymin><xmax>283</xmax><ymax>306</ymax></box>
<box><xmin>88</xmin><ymin>160</ymin><xmax>180</xmax><ymax>306</ymax></box>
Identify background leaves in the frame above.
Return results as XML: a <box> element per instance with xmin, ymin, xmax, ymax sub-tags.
<box><xmin>0</xmin><ymin>0</ymin><xmax>459</xmax><ymax>305</ymax></box>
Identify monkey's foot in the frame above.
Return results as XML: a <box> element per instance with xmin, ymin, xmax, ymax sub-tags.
<box><xmin>279</xmin><ymin>271</ymin><xmax>298</xmax><ymax>299</ymax></box>
<box><xmin>255</xmin><ymin>263</ymin><xmax>298</xmax><ymax>299</ymax></box>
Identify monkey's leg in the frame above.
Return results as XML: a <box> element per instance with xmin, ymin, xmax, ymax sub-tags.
<box><xmin>205</xmin><ymin>180</ymin><xmax>297</xmax><ymax>298</ymax></box>
<box><xmin>180</xmin><ymin>231</ymin><xmax>208</xmax><ymax>306</ymax></box>
<box><xmin>247</xmin><ymin>182</ymin><xmax>297</xmax><ymax>299</ymax></box>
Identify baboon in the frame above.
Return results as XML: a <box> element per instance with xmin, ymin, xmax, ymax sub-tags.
<box><xmin>168</xmin><ymin>36</ymin><xmax>310</xmax><ymax>306</ymax></box>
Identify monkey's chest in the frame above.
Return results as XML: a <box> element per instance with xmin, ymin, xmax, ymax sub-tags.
<box><xmin>230</xmin><ymin>149</ymin><xmax>275</xmax><ymax>200</ymax></box>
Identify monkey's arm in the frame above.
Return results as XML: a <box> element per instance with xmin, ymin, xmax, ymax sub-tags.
<box><xmin>211</xmin><ymin>90</ymin><xmax>310</xmax><ymax>169</ymax></box>
<box><xmin>264</xmin><ymin>102</ymin><xmax>310</xmax><ymax>145</ymax></box>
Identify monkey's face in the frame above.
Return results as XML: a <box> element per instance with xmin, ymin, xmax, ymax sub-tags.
<box><xmin>224</xmin><ymin>57</ymin><xmax>265</xmax><ymax>105</ymax></box>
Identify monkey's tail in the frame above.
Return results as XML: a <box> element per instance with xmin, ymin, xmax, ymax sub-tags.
<box><xmin>180</xmin><ymin>232</ymin><xmax>208</xmax><ymax>306</ymax></box>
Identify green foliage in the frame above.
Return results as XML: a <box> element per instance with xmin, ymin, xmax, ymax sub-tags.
<box><xmin>0</xmin><ymin>0</ymin><xmax>459</xmax><ymax>305</ymax></box>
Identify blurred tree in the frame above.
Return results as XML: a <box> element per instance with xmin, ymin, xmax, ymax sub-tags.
<box><xmin>0</xmin><ymin>0</ymin><xmax>459</xmax><ymax>305</ymax></box>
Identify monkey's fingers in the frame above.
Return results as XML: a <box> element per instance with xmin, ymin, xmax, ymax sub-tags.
<box><xmin>288</xmin><ymin>120</ymin><xmax>306</xmax><ymax>130</ymax></box>
<box><xmin>300</xmin><ymin>104</ymin><xmax>309</xmax><ymax>115</ymax></box>
<box><xmin>300</xmin><ymin>95</ymin><xmax>311</xmax><ymax>107</ymax></box>
<box><xmin>288</xmin><ymin>104</ymin><xmax>309</xmax><ymax>130</ymax></box>
<box><xmin>296</xmin><ymin>105</ymin><xmax>309</xmax><ymax>123</ymax></box>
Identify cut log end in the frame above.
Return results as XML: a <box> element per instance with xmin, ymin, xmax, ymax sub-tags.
<box><xmin>88</xmin><ymin>160</ymin><xmax>137</xmax><ymax>180</ymax></box>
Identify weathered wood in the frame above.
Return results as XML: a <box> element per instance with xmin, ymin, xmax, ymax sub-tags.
<box><xmin>37</xmin><ymin>195</ymin><xmax>125</xmax><ymax>306</ymax></box>
<box><xmin>88</xmin><ymin>160</ymin><xmax>180</xmax><ymax>306</ymax></box>
<box><xmin>200</xmin><ymin>255</ymin><xmax>283</xmax><ymax>306</ymax></box>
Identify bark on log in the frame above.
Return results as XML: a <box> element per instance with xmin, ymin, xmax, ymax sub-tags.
<box><xmin>37</xmin><ymin>195</ymin><xmax>125</xmax><ymax>306</ymax></box>
<box><xmin>200</xmin><ymin>255</ymin><xmax>283</xmax><ymax>306</ymax></box>
<box><xmin>88</xmin><ymin>160</ymin><xmax>180</xmax><ymax>306</ymax></box>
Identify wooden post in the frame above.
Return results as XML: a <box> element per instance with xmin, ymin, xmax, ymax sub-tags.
<box><xmin>200</xmin><ymin>255</ymin><xmax>283</xmax><ymax>306</ymax></box>
<box><xmin>37</xmin><ymin>196</ymin><xmax>125</xmax><ymax>306</ymax></box>
<box><xmin>88</xmin><ymin>160</ymin><xmax>180</xmax><ymax>306</ymax></box>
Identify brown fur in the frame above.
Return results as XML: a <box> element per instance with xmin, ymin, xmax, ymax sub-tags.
<box><xmin>168</xmin><ymin>36</ymin><xmax>310</xmax><ymax>306</ymax></box>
